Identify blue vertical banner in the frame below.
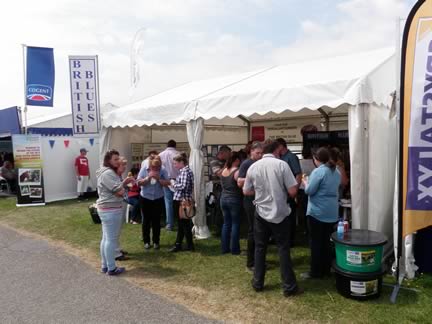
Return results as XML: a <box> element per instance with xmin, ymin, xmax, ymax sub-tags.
<box><xmin>26</xmin><ymin>46</ymin><xmax>55</xmax><ymax>107</ymax></box>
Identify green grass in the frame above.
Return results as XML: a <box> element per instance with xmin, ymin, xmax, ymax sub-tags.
<box><xmin>0</xmin><ymin>197</ymin><xmax>431</xmax><ymax>323</ymax></box>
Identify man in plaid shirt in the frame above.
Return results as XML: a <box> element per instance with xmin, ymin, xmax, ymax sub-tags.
<box><xmin>170</xmin><ymin>153</ymin><xmax>195</xmax><ymax>252</ymax></box>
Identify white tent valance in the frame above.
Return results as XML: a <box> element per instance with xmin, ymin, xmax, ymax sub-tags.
<box><xmin>103</xmin><ymin>48</ymin><xmax>394</xmax><ymax>127</ymax></box>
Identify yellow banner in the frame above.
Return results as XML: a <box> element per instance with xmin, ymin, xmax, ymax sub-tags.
<box><xmin>401</xmin><ymin>0</ymin><xmax>432</xmax><ymax>236</ymax></box>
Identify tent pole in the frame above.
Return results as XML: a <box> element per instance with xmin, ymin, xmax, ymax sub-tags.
<box><xmin>318</xmin><ymin>108</ymin><xmax>330</xmax><ymax>131</ymax></box>
<box><xmin>391</xmin><ymin>16</ymin><xmax>404</xmax><ymax>305</ymax></box>
<box><xmin>22</xmin><ymin>44</ymin><xmax>27</xmax><ymax>135</ymax></box>
<box><xmin>238</xmin><ymin>115</ymin><xmax>250</xmax><ymax>140</ymax></box>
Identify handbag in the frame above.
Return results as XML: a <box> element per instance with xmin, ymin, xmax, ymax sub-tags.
<box><xmin>179</xmin><ymin>199</ymin><xmax>196</xmax><ymax>219</ymax></box>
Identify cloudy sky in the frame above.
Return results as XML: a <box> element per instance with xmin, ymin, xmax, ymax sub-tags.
<box><xmin>0</xmin><ymin>0</ymin><xmax>417</xmax><ymax>121</ymax></box>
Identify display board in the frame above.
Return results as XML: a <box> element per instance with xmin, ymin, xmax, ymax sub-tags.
<box><xmin>12</xmin><ymin>134</ymin><xmax>45</xmax><ymax>206</ymax></box>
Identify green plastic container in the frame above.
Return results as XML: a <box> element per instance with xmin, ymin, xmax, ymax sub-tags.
<box><xmin>332</xmin><ymin>229</ymin><xmax>387</xmax><ymax>273</ymax></box>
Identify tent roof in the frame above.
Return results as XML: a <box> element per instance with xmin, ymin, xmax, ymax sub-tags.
<box><xmin>103</xmin><ymin>48</ymin><xmax>395</xmax><ymax>128</ymax></box>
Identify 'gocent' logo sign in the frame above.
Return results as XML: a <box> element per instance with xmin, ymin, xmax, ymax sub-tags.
<box><xmin>26</xmin><ymin>84</ymin><xmax>53</xmax><ymax>101</ymax></box>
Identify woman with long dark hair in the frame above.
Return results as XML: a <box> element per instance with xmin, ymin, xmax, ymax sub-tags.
<box><xmin>169</xmin><ymin>153</ymin><xmax>195</xmax><ymax>252</ymax></box>
<box><xmin>220</xmin><ymin>151</ymin><xmax>242</xmax><ymax>254</ymax></box>
<box><xmin>96</xmin><ymin>150</ymin><xmax>134</xmax><ymax>275</ymax></box>
<box><xmin>302</xmin><ymin>147</ymin><xmax>341</xmax><ymax>279</ymax></box>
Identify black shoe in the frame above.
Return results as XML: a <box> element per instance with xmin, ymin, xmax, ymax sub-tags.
<box><xmin>251</xmin><ymin>279</ymin><xmax>263</xmax><ymax>292</ymax></box>
<box><xmin>283</xmin><ymin>287</ymin><xmax>304</xmax><ymax>297</ymax></box>
<box><xmin>115</xmin><ymin>254</ymin><xmax>130</xmax><ymax>261</ymax></box>
<box><xmin>120</xmin><ymin>250</ymin><xmax>129</xmax><ymax>255</ymax></box>
<box><xmin>185</xmin><ymin>245</ymin><xmax>195</xmax><ymax>252</ymax></box>
<box><xmin>169</xmin><ymin>245</ymin><xmax>182</xmax><ymax>253</ymax></box>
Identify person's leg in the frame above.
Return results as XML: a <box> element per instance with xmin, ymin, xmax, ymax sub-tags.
<box><xmin>288</xmin><ymin>199</ymin><xmax>297</xmax><ymax>247</ymax></box>
<box><xmin>174</xmin><ymin>200</ymin><xmax>184</xmax><ymax>246</ymax></box>
<box><xmin>163</xmin><ymin>188</ymin><xmax>174</xmax><ymax>229</ymax></box>
<box><xmin>184</xmin><ymin>218</ymin><xmax>194</xmax><ymax>250</ymax></box>
<box><xmin>99</xmin><ymin>213</ymin><xmax>108</xmax><ymax>270</ymax></box>
<box><xmin>244</xmin><ymin>197</ymin><xmax>255</xmax><ymax>268</ymax></box>
<box><xmin>128</xmin><ymin>197</ymin><xmax>140</xmax><ymax>223</ymax></box>
<box><xmin>253</xmin><ymin>213</ymin><xmax>271</xmax><ymax>290</ymax></box>
<box><xmin>152</xmin><ymin>198</ymin><xmax>163</xmax><ymax>245</ymax></box>
<box><xmin>322</xmin><ymin>221</ymin><xmax>336</xmax><ymax>276</ymax></box>
<box><xmin>270</xmin><ymin>216</ymin><xmax>299</xmax><ymax>294</ymax></box>
<box><xmin>308</xmin><ymin>216</ymin><xmax>324</xmax><ymax>278</ymax></box>
<box><xmin>230</xmin><ymin>199</ymin><xmax>242</xmax><ymax>255</ymax></box>
<box><xmin>142</xmin><ymin>198</ymin><xmax>152</xmax><ymax>245</ymax></box>
<box><xmin>98</xmin><ymin>209</ymin><xmax>120</xmax><ymax>271</ymax></box>
<box><xmin>220</xmin><ymin>198</ymin><xmax>232</xmax><ymax>253</ymax></box>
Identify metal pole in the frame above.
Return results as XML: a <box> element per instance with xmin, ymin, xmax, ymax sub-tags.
<box><xmin>21</xmin><ymin>44</ymin><xmax>27</xmax><ymax>135</ymax></box>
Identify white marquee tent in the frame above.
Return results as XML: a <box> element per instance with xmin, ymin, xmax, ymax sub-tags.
<box><xmin>102</xmin><ymin>48</ymin><xmax>397</xmax><ymax>250</ymax></box>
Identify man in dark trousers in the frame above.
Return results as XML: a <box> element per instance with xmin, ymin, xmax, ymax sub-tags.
<box><xmin>237</xmin><ymin>142</ymin><xmax>263</xmax><ymax>272</ymax></box>
<box><xmin>276</xmin><ymin>138</ymin><xmax>301</xmax><ymax>247</ymax></box>
<box><xmin>244</xmin><ymin>140</ymin><xmax>303</xmax><ymax>297</ymax></box>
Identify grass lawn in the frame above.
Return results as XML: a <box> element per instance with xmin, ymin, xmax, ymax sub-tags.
<box><xmin>0</xmin><ymin>197</ymin><xmax>431</xmax><ymax>323</ymax></box>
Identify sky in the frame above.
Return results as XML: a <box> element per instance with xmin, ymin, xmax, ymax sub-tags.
<box><xmin>0</xmin><ymin>0</ymin><xmax>417</xmax><ymax>121</ymax></box>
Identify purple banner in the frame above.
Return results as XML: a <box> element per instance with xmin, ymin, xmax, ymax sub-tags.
<box><xmin>407</xmin><ymin>147</ymin><xmax>432</xmax><ymax>210</ymax></box>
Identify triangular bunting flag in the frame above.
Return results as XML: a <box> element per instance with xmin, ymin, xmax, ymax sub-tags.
<box><xmin>64</xmin><ymin>140</ymin><xmax>70</xmax><ymax>148</ymax></box>
<box><xmin>89</xmin><ymin>138</ymin><xmax>94</xmax><ymax>146</ymax></box>
<box><xmin>49</xmin><ymin>140</ymin><xmax>55</xmax><ymax>148</ymax></box>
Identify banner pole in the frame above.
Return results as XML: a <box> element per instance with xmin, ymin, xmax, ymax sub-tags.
<box><xmin>391</xmin><ymin>16</ymin><xmax>403</xmax><ymax>305</ymax></box>
<box><xmin>21</xmin><ymin>44</ymin><xmax>27</xmax><ymax>135</ymax></box>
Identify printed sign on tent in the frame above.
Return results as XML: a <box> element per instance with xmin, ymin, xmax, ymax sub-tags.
<box><xmin>69</xmin><ymin>55</ymin><xmax>101</xmax><ymax>136</ymax></box>
<box><xmin>12</xmin><ymin>134</ymin><xmax>46</xmax><ymax>206</ymax></box>
<box><xmin>26</xmin><ymin>46</ymin><xmax>55</xmax><ymax>107</ymax></box>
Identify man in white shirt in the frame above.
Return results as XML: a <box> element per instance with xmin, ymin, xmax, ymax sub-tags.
<box><xmin>158</xmin><ymin>140</ymin><xmax>179</xmax><ymax>231</ymax></box>
<box><xmin>244</xmin><ymin>140</ymin><xmax>303</xmax><ymax>297</ymax></box>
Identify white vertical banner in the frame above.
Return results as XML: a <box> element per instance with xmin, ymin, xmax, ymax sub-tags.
<box><xmin>69</xmin><ymin>56</ymin><xmax>101</xmax><ymax>136</ymax></box>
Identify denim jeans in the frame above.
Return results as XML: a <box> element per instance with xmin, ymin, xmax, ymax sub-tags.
<box><xmin>98</xmin><ymin>208</ymin><xmax>124</xmax><ymax>271</ymax></box>
<box><xmin>220</xmin><ymin>196</ymin><xmax>241</xmax><ymax>254</ymax></box>
<box><xmin>127</xmin><ymin>196</ymin><xmax>141</xmax><ymax>223</ymax></box>
<box><xmin>163</xmin><ymin>188</ymin><xmax>174</xmax><ymax>229</ymax></box>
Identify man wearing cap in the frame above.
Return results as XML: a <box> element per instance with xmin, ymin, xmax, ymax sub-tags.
<box><xmin>75</xmin><ymin>148</ymin><xmax>90</xmax><ymax>200</ymax></box>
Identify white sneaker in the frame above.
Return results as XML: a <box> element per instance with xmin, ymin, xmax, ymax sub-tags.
<box><xmin>144</xmin><ymin>243</ymin><xmax>151</xmax><ymax>249</ymax></box>
<box><xmin>154</xmin><ymin>243</ymin><xmax>160</xmax><ymax>250</ymax></box>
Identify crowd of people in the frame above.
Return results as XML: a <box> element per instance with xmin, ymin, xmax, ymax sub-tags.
<box><xmin>95</xmin><ymin>138</ymin><xmax>348</xmax><ymax>297</ymax></box>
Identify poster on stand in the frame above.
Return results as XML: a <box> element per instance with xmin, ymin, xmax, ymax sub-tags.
<box><xmin>12</xmin><ymin>134</ymin><xmax>45</xmax><ymax>206</ymax></box>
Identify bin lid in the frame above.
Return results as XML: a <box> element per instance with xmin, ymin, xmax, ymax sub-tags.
<box><xmin>331</xmin><ymin>229</ymin><xmax>388</xmax><ymax>247</ymax></box>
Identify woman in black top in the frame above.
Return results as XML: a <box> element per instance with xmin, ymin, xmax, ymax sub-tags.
<box><xmin>220</xmin><ymin>152</ymin><xmax>242</xmax><ymax>254</ymax></box>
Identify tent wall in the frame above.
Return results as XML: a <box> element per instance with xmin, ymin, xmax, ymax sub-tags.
<box><xmin>349</xmin><ymin>103</ymin><xmax>397</xmax><ymax>243</ymax></box>
<box><xmin>41</xmin><ymin>136</ymin><xmax>99</xmax><ymax>202</ymax></box>
<box><xmin>250</xmin><ymin>115</ymin><xmax>348</xmax><ymax>143</ymax></box>
<box><xmin>100</xmin><ymin>125</ymin><xmax>248</xmax><ymax>173</ymax></box>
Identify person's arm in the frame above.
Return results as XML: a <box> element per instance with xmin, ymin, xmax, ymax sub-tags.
<box><xmin>158</xmin><ymin>170</ymin><xmax>171</xmax><ymax>187</ymax></box>
<box><xmin>291</xmin><ymin>155</ymin><xmax>302</xmax><ymax>185</ymax></box>
<box><xmin>338</xmin><ymin>165</ymin><xmax>349</xmax><ymax>188</ymax></box>
<box><xmin>283</xmin><ymin>164</ymin><xmax>298</xmax><ymax>198</ymax></box>
<box><xmin>74</xmin><ymin>159</ymin><xmax>81</xmax><ymax>180</ymax></box>
<box><xmin>137</xmin><ymin>167</ymin><xmax>151</xmax><ymax>186</ymax></box>
<box><xmin>173</xmin><ymin>171</ymin><xmax>187</xmax><ymax>190</ymax></box>
<box><xmin>243</xmin><ymin>169</ymin><xmax>255</xmax><ymax>196</ymax></box>
<box><xmin>304</xmin><ymin>169</ymin><xmax>322</xmax><ymax>196</ymax></box>
<box><xmin>233</xmin><ymin>169</ymin><xmax>239</xmax><ymax>181</ymax></box>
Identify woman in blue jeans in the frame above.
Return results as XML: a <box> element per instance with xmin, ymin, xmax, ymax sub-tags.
<box><xmin>96</xmin><ymin>149</ymin><xmax>134</xmax><ymax>276</ymax></box>
<box><xmin>220</xmin><ymin>152</ymin><xmax>242</xmax><ymax>254</ymax></box>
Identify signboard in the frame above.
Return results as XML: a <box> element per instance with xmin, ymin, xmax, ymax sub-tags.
<box><xmin>69</xmin><ymin>56</ymin><xmax>101</xmax><ymax>136</ymax></box>
<box><xmin>400</xmin><ymin>0</ymin><xmax>432</xmax><ymax>236</ymax></box>
<box><xmin>251</xmin><ymin>126</ymin><xmax>265</xmax><ymax>141</ymax></box>
<box><xmin>26</xmin><ymin>46</ymin><xmax>55</xmax><ymax>107</ymax></box>
<box><xmin>12</xmin><ymin>134</ymin><xmax>45</xmax><ymax>206</ymax></box>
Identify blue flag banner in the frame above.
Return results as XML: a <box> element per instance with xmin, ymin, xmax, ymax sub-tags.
<box><xmin>49</xmin><ymin>140</ymin><xmax>55</xmax><ymax>148</ymax></box>
<box><xmin>26</xmin><ymin>46</ymin><xmax>55</xmax><ymax>107</ymax></box>
<box><xmin>89</xmin><ymin>138</ymin><xmax>94</xmax><ymax>146</ymax></box>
